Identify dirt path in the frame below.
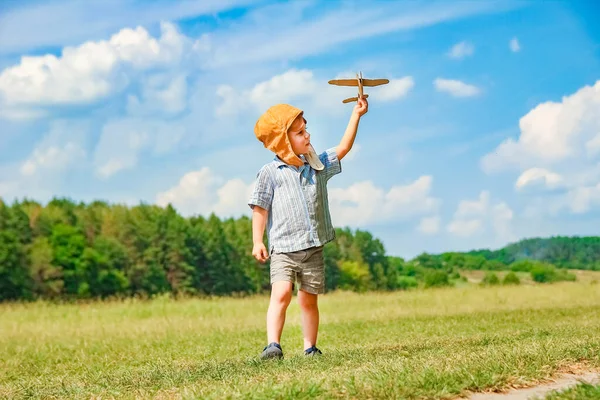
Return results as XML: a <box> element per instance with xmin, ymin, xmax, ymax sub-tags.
<box><xmin>466</xmin><ymin>372</ymin><xmax>600</xmax><ymax>400</ymax></box>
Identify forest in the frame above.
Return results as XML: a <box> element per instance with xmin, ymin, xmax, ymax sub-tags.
<box><xmin>1</xmin><ymin>197</ymin><xmax>598</xmax><ymax>301</ymax></box>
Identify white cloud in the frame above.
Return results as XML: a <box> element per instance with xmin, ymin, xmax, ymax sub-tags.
<box><xmin>447</xmin><ymin>191</ymin><xmax>515</xmax><ymax>242</ymax></box>
<box><xmin>94</xmin><ymin>118</ymin><xmax>186</xmax><ymax>178</ymax></box>
<box><xmin>481</xmin><ymin>80</ymin><xmax>600</xmax><ymax>215</ymax></box>
<box><xmin>586</xmin><ymin>133</ymin><xmax>600</xmax><ymax>157</ymax></box>
<box><xmin>343</xmin><ymin>143</ymin><xmax>361</xmax><ymax>162</ymax></box>
<box><xmin>216</xmin><ymin>69</ymin><xmax>414</xmax><ymax>118</ymax></box>
<box><xmin>447</xmin><ymin>218</ymin><xmax>483</xmax><ymax>237</ymax></box>
<box><xmin>248</xmin><ymin>69</ymin><xmax>331</xmax><ymax>112</ymax></box>
<box><xmin>376</xmin><ymin>77</ymin><xmax>415</xmax><ymax>101</ymax></box>
<box><xmin>482</xmin><ymin>80</ymin><xmax>600</xmax><ymax>172</ymax></box>
<box><xmin>0</xmin><ymin>120</ymin><xmax>89</xmax><ymax>202</ymax></box>
<box><xmin>216</xmin><ymin>69</ymin><xmax>330</xmax><ymax>116</ymax></box>
<box><xmin>156</xmin><ymin>167</ymin><xmax>254</xmax><ymax>218</ymax></box>
<box><xmin>20</xmin><ymin>120</ymin><xmax>87</xmax><ymax>177</ymax></box>
<box><xmin>515</xmin><ymin>168</ymin><xmax>563</xmax><ymax>190</ymax></box>
<box><xmin>0</xmin><ymin>0</ymin><xmax>257</xmax><ymax>54</ymax></box>
<box><xmin>126</xmin><ymin>74</ymin><xmax>188</xmax><ymax>117</ymax></box>
<box><xmin>204</xmin><ymin>2</ymin><xmax>514</xmax><ymax>69</ymax></box>
<box><xmin>329</xmin><ymin>176</ymin><xmax>441</xmax><ymax>227</ymax></box>
<box><xmin>21</xmin><ymin>143</ymin><xmax>85</xmax><ymax>176</ymax></box>
<box><xmin>509</xmin><ymin>37</ymin><xmax>521</xmax><ymax>52</ymax></box>
<box><xmin>454</xmin><ymin>191</ymin><xmax>490</xmax><ymax>218</ymax></box>
<box><xmin>0</xmin><ymin>22</ymin><xmax>187</xmax><ymax>106</ymax></box>
<box><xmin>434</xmin><ymin>78</ymin><xmax>480</xmax><ymax>97</ymax></box>
<box><xmin>491</xmin><ymin>202</ymin><xmax>514</xmax><ymax>241</ymax></box>
<box><xmin>0</xmin><ymin>108</ymin><xmax>47</xmax><ymax>121</ymax></box>
<box><xmin>567</xmin><ymin>183</ymin><xmax>600</xmax><ymax>213</ymax></box>
<box><xmin>447</xmin><ymin>41</ymin><xmax>474</xmax><ymax>59</ymax></box>
<box><xmin>417</xmin><ymin>216</ymin><xmax>440</xmax><ymax>234</ymax></box>
<box><xmin>0</xmin><ymin>181</ymin><xmax>19</xmax><ymax>199</ymax></box>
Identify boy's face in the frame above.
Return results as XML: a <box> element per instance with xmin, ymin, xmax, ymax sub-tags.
<box><xmin>287</xmin><ymin>115</ymin><xmax>311</xmax><ymax>156</ymax></box>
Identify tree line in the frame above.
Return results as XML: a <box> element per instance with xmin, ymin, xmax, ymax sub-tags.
<box><xmin>0</xmin><ymin>198</ymin><xmax>596</xmax><ymax>302</ymax></box>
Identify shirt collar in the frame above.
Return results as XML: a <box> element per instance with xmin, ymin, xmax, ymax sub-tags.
<box><xmin>273</xmin><ymin>155</ymin><xmax>309</xmax><ymax>170</ymax></box>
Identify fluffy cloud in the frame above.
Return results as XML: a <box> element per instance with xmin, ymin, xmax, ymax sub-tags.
<box><xmin>447</xmin><ymin>41</ymin><xmax>474</xmax><ymax>59</ymax></box>
<box><xmin>482</xmin><ymin>81</ymin><xmax>600</xmax><ymax>171</ymax></box>
<box><xmin>586</xmin><ymin>134</ymin><xmax>600</xmax><ymax>157</ymax></box>
<box><xmin>20</xmin><ymin>120</ymin><xmax>87</xmax><ymax>177</ymax></box>
<box><xmin>0</xmin><ymin>22</ymin><xmax>187</xmax><ymax>107</ymax></box>
<box><xmin>417</xmin><ymin>216</ymin><xmax>441</xmax><ymax>234</ymax></box>
<box><xmin>328</xmin><ymin>176</ymin><xmax>441</xmax><ymax>227</ymax></box>
<box><xmin>156</xmin><ymin>170</ymin><xmax>441</xmax><ymax>225</ymax></box>
<box><xmin>203</xmin><ymin>2</ymin><xmax>507</xmax><ymax>69</ymax></box>
<box><xmin>434</xmin><ymin>78</ymin><xmax>480</xmax><ymax>97</ymax></box>
<box><xmin>126</xmin><ymin>74</ymin><xmax>188</xmax><ymax>117</ymax></box>
<box><xmin>482</xmin><ymin>80</ymin><xmax>600</xmax><ymax>215</ymax></box>
<box><xmin>216</xmin><ymin>69</ymin><xmax>338</xmax><ymax>117</ymax></box>
<box><xmin>0</xmin><ymin>120</ymin><xmax>89</xmax><ymax>201</ymax></box>
<box><xmin>376</xmin><ymin>77</ymin><xmax>415</xmax><ymax>101</ymax></box>
<box><xmin>94</xmin><ymin>118</ymin><xmax>186</xmax><ymax>178</ymax></box>
<box><xmin>216</xmin><ymin>69</ymin><xmax>414</xmax><ymax>117</ymax></box>
<box><xmin>509</xmin><ymin>37</ymin><xmax>521</xmax><ymax>52</ymax></box>
<box><xmin>156</xmin><ymin>167</ymin><xmax>254</xmax><ymax>218</ymax></box>
<box><xmin>0</xmin><ymin>0</ymin><xmax>256</xmax><ymax>54</ymax></box>
<box><xmin>21</xmin><ymin>143</ymin><xmax>85</xmax><ymax>177</ymax></box>
<box><xmin>446</xmin><ymin>191</ymin><xmax>515</xmax><ymax>242</ymax></box>
<box><xmin>515</xmin><ymin>168</ymin><xmax>563</xmax><ymax>190</ymax></box>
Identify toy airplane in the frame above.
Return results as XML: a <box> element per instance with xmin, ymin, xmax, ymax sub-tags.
<box><xmin>328</xmin><ymin>71</ymin><xmax>389</xmax><ymax>103</ymax></box>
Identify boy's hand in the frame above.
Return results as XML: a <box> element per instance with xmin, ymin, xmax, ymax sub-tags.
<box><xmin>354</xmin><ymin>96</ymin><xmax>368</xmax><ymax>117</ymax></box>
<box><xmin>252</xmin><ymin>242</ymin><xmax>269</xmax><ymax>263</ymax></box>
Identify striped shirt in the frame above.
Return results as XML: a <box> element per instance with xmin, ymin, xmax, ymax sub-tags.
<box><xmin>248</xmin><ymin>147</ymin><xmax>342</xmax><ymax>253</ymax></box>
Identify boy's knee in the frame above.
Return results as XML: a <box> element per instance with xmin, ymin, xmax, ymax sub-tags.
<box><xmin>271</xmin><ymin>281</ymin><xmax>293</xmax><ymax>306</ymax></box>
<box><xmin>298</xmin><ymin>290</ymin><xmax>318</xmax><ymax>310</ymax></box>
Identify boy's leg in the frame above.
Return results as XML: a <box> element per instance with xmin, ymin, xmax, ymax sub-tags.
<box><xmin>298</xmin><ymin>289</ymin><xmax>319</xmax><ymax>350</ymax></box>
<box><xmin>297</xmin><ymin>246</ymin><xmax>325</xmax><ymax>353</ymax></box>
<box><xmin>266</xmin><ymin>281</ymin><xmax>293</xmax><ymax>344</ymax></box>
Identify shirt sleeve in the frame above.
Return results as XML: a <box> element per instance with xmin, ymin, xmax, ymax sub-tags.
<box><xmin>248</xmin><ymin>166</ymin><xmax>274</xmax><ymax>210</ymax></box>
<box><xmin>318</xmin><ymin>147</ymin><xmax>342</xmax><ymax>182</ymax></box>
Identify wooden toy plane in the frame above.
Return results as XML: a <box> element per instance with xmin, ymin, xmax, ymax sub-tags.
<box><xmin>328</xmin><ymin>71</ymin><xmax>389</xmax><ymax>103</ymax></box>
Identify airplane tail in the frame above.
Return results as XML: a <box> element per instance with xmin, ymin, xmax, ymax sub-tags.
<box><xmin>342</xmin><ymin>94</ymin><xmax>369</xmax><ymax>103</ymax></box>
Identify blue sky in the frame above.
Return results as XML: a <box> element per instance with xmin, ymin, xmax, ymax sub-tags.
<box><xmin>1</xmin><ymin>0</ymin><xmax>599</xmax><ymax>259</ymax></box>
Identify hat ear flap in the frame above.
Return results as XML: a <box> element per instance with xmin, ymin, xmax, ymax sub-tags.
<box><xmin>305</xmin><ymin>144</ymin><xmax>324</xmax><ymax>170</ymax></box>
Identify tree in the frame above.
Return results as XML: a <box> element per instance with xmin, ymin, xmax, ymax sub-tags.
<box><xmin>49</xmin><ymin>224</ymin><xmax>87</xmax><ymax>296</ymax></box>
<box><xmin>0</xmin><ymin>200</ymin><xmax>33</xmax><ymax>300</ymax></box>
<box><xmin>29</xmin><ymin>237</ymin><xmax>63</xmax><ymax>298</ymax></box>
<box><xmin>338</xmin><ymin>260</ymin><xmax>371</xmax><ymax>292</ymax></box>
<box><xmin>502</xmin><ymin>272</ymin><xmax>520</xmax><ymax>285</ymax></box>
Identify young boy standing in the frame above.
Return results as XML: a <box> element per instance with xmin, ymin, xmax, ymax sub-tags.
<box><xmin>248</xmin><ymin>97</ymin><xmax>368</xmax><ymax>359</ymax></box>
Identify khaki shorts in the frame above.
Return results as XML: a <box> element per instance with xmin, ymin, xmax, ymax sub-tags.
<box><xmin>270</xmin><ymin>246</ymin><xmax>325</xmax><ymax>294</ymax></box>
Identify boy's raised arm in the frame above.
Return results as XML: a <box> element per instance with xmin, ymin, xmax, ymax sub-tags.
<box><xmin>252</xmin><ymin>206</ymin><xmax>269</xmax><ymax>263</ymax></box>
<box><xmin>336</xmin><ymin>97</ymin><xmax>368</xmax><ymax>160</ymax></box>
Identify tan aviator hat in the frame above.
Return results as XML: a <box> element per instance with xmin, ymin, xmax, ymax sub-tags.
<box><xmin>254</xmin><ymin>104</ymin><xmax>324</xmax><ymax>170</ymax></box>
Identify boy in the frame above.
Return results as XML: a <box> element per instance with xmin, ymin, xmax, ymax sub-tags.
<box><xmin>248</xmin><ymin>97</ymin><xmax>368</xmax><ymax>359</ymax></box>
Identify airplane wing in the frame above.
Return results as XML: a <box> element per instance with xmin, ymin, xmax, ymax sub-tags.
<box><xmin>362</xmin><ymin>79</ymin><xmax>389</xmax><ymax>86</ymax></box>
<box><xmin>328</xmin><ymin>79</ymin><xmax>359</xmax><ymax>86</ymax></box>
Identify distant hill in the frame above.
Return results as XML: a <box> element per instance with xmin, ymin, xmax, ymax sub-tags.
<box><xmin>464</xmin><ymin>236</ymin><xmax>600</xmax><ymax>269</ymax></box>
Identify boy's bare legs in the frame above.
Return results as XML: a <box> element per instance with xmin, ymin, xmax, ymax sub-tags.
<box><xmin>298</xmin><ymin>289</ymin><xmax>319</xmax><ymax>350</ymax></box>
<box><xmin>267</xmin><ymin>281</ymin><xmax>293</xmax><ymax>344</ymax></box>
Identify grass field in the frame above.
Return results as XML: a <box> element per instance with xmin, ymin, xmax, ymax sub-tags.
<box><xmin>2</xmin><ymin>278</ymin><xmax>600</xmax><ymax>399</ymax></box>
<box><xmin>543</xmin><ymin>382</ymin><xmax>600</xmax><ymax>400</ymax></box>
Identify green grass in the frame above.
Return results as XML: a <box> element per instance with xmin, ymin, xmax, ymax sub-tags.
<box><xmin>2</xmin><ymin>282</ymin><xmax>600</xmax><ymax>399</ymax></box>
<box><xmin>543</xmin><ymin>383</ymin><xmax>600</xmax><ymax>399</ymax></box>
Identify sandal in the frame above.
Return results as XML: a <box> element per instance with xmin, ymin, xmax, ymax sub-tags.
<box><xmin>304</xmin><ymin>346</ymin><xmax>322</xmax><ymax>356</ymax></box>
<box><xmin>260</xmin><ymin>342</ymin><xmax>283</xmax><ymax>360</ymax></box>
